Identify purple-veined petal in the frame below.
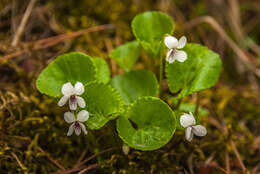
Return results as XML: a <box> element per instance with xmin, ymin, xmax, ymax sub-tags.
<box><xmin>74</xmin><ymin>125</ymin><xmax>81</xmax><ymax>136</ymax></box>
<box><xmin>174</xmin><ymin>50</ymin><xmax>187</xmax><ymax>62</ymax></box>
<box><xmin>185</xmin><ymin>127</ymin><xmax>193</xmax><ymax>141</ymax></box>
<box><xmin>74</xmin><ymin>82</ymin><xmax>84</xmax><ymax>95</ymax></box>
<box><xmin>180</xmin><ymin>113</ymin><xmax>196</xmax><ymax>128</ymax></box>
<box><xmin>166</xmin><ymin>49</ymin><xmax>175</xmax><ymax>63</ymax></box>
<box><xmin>67</xmin><ymin>123</ymin><xmax>75</xmax><ymax>136</ymax></box>
<box><xmin>192</xmin><ymin>125</ymin><xmax>207</xmax><ymax>136</ymax></box>
<box><xmin>77</xmin><ymin>110</ymin><xmax>89</xmax><ymax>122</ymax></box>
<box><xmin>164</xmin><ymin>36</ymin><xmax>178</xmax><ymax>49</ymax></box>
<box><xmin>76</xmin><ymin>96</ymin><xmax>86</xmax><ymax>108</ymax></box>
<box><xmin>177</xmin><ymin>36</ymin><xmax>187</xmax><ymax>49</ymax></box>
<box><xmin>79</xmin><ymin>122</ymin><xmax>88</xmax><ymax>135</ymax></box>
<box><xmin>58</xmin><ymin>96</ymin><xmax>69</xmax><ymax>107</ymax></box>
<box><xmin>64</xmin><ymin>112</ymin><xmax>75</xmax><ymax>123</ymax></box>
<box><xmin>61</xmin><ymin>82</ymin><xmax>75</xmax><ymax>96</ymax></box>
<box><xmin>69</xmin><ymin>98</ymin><xmax>77</xmax><ymax>110</ymax></box>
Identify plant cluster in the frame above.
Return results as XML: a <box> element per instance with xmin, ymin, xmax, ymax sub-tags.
<box><xmin>36</xmin><ymin>11</ymin><xmax>222</xmax><ymax>151</ymax></box>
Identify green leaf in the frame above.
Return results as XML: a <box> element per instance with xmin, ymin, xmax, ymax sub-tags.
<box><xmin>82</xmin><ymin>82</ymin><xmax>124</xmax><ymax>130</ymax></box>
<box><xmin>36</xmin><ymin>52</ymin><xmax>96</xmax><ymax>97</ymax></box>
<box><xmin>166</xmin><ymin>43</ymin><xmax>222</xmax><ymax>98</ymax></box>
<box><xmin>131</xmin><ymin>11</ymin><xmax>174</xmax><ymax>57</ymax></box>
<box><xmin>92</xmin><ymin>57</ymin><xmax>111</xmax><ymax>84</ymax></box>
<box><xmin>117</xmin><ymin>97</ymin><xmax>176</xmax><ymax>151</ymax></box>
<box><xmin>111</xmin><ymin>70</ymin><xmax>159</xmax><ymax>104</ymax></box>
<box><xmin>109</xmin><ymin>40</ymin><xmax>141</xmax><ymax>71</ymax></box>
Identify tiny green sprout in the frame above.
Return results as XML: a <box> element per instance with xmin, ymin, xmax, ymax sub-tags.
<box><xmin>58</xmin><ymin>82</ymin><xmax>86</xmax><ymax>110</ymax></box>
<box><xmin>180</xmin><ymin>112</ymin><xmax>207</xmax><ymax>141</ymax></box>
<box><xmin>164</xmin><ymin>35</ymin><xmax>187</xmax><ymax>63</ymax></box>
<box><xmin>64</xmin><ymin>110</ymin><xmax>89</xmax><ymax>136</ymax></box>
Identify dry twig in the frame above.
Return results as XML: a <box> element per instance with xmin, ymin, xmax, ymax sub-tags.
<box><xmin>1</xmin><ymin>24</ymin><xmax>115</xmax><ymax>61</ymax></box>
<box><xmin>230</xmin><ymin>140</ymin><xmax>246</xmax><ymax>172</ymax></box>
<box><xmin>74</xmin><ymin>147</ymin><xmax>118</xmax><ymax>168</ymax></box>
<box><xmin>11</xmin><ymin>152</ymin><xmax>28</xmax><ymax>174</ymax></box>
<box><xmin>52</xmin><ymin>147</ymin><xmax>118</xmax><ymax>174</ymax></box>
<box><xmin>11</xmin><ymin>0</ymin><xmax>37</xmax><ymax>46</ymax></box>
<box><xmin>78</xmin><ymin>164</ymin><xmax>100</xmax><ymax>174</ymax></box>
<box><xmin>185</xmin><ymin>16</ymin><xmax>260</xmax><ymax>78</ymax></box>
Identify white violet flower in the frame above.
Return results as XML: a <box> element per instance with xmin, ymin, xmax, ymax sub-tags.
<box><xmin>64</xmin><ymin>110</ymin><xmax>89</xmax><ymax>136</ymax></box>
<box><xmin>164</xmin><ymin>35</ymin><xmax>187</xmax><ymax>63</ymax></box>
<box><xmin>180</xmin><ymin>112</ymin><xmax>207</xmax><ymax>142</ymax></box>
<box><xmin>58</xmin><ymin>82</ymin><xmax>86</xmax><ymax>110</ymax></box>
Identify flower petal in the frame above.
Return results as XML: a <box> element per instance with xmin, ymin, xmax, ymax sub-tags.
<box><xmin>177</xmin><ymin>36</ymin><xmax>187</xmax><ymax>49</ymax></box>
<box><xmin>76</xmin><ymin>96</ymin><xmax>86</xmax><ymax>108</ymax></box>
<box><xmin>62</xmin><ymin>82</ymin><xmax>75</xmax><ymax>96</ymax></box>
<box><xmin>166</xmin><ymin>49</ymin><xmax>175</xmax><ymax>63</ymax></box>
<box><xmin>174</xmin><ymin>50</ymin><xmax>187</xmax><ymax>62</ymax></box>
<box><xmin>67</xmin><ymin>123</ymin><xmax>75</xmax><ymax>136</ymax></box>
<box><xmin>75</xmin><ymin>126</ymin><xmax>81</xmax><ymax>136</ymax></box>
<box><xmin>58</xmin><ymin>96</ymin><xmax>69</xmax><ymax>107</ymax></box>
<box><xmin>192</xmin><ymin>125</ymin><xmax>207</xmax><ymax>137</ymax></box>
<box><xmin>69</xmin><ymin>98</ymin><xmax>77</xmax><ymax>110</ymax></box>
<box><xmin>64</xmin><ymin>112</ymin><xmax>75</xmax><ymax>123</ymax></box>
<box><xmin>79</xmin><ymin>122</ymin><xmax>88</xmax><ymax>135</ymax></box>
<box><xmin>180</xmin><ymin>113</ymin><xmax>196</xmax><ymax>128</ymax></box>
<box><xmin>74</xmin><ymin>82</ymin><xmax>84</xmax><ymax>95</ymax></box>
<box><xmin>185</xmin><ymin>127</ymin><xmax>193</xmax><ymax>142</ymax></box>
<box><xmin>164</xmin><ymin>36</ymin><xmax>178</xmax><ymax>49</ymax></box>
<box><xmin>77</xmin><ymin>110</ymin><xmax>89</xmax><ymax>122</ymax></box>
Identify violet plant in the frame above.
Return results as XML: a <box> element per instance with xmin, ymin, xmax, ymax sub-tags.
<box><xmin>36</xmin><ymin>11</ymin><xmax>222</xmax><ymax>151</ymax></box>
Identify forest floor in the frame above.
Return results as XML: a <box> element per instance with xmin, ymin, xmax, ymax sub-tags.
<box><xmin>0</xmin><ymin>0</ymin><xmax>260</xmax><ymax>173</ymax></box>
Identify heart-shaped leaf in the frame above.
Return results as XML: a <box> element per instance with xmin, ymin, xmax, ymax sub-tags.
<box><xmin>166</xmin><ymin>43</ymin><xmax>222</xmax><ymax>98</ymax></box>
<box><xmin>82</xmin><ymin>82</ymin><xmax>124</xmax><ymax>130</ymax></box>
<box><xmin>111</xmin><ymin>70</ymin><xmax>158</xmax><ymax>104</ymax></box>
<box><xmin>131</xmin><ymin>11</ymin><xmax>174</xmax><ymax>57</ymax></box>
<box><xmin>109</xmin><ymin>40</ymin><xmax>141</xmax><ymax>72</ymax></box>
<box><xmin>117</xmin><ymin>97</ymin><xmax>176</xmax><ymax>151</ymax></box>
<box><xmin>36</xmin><ymin>52</ymin><xmax>96</xmax><ymax>97</ymax></box>
<box><xmin>92</xmin><ymin>57</ymin><xmax>111</xmax><ymax>84</ymax></box>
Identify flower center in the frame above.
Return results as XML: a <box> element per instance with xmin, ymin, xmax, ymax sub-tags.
<box><xmin>70</xmin><ymin>95</ymin><xmax>76</xmax><ymax>104</ymax></box>
<box><xmin>170</xmin><ymin>49</ymin><xmax>176</xmax><ymax>57</ymax></box>
<box><xmin>74</xmin><ymin>121</ymin><xmax>80</xmax><ymax>129</ymax></box>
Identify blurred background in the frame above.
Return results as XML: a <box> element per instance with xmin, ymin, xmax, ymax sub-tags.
<box><xmin>0</xmin><ymin>0</ymin><xmax>259</xmax><ymax>173</ymax></box>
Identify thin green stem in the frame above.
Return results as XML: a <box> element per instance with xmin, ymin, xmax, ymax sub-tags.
<box><xmin>194</xmin><ymin>92</ymin><xmax>200</xmax><ymax>116</ymax></box>
<box><xmin>159</xmin><ymin>52</ymin><xmax>164</xmax><ymax>94</ymax></box>
<box><xmin>175</xmin><ymin>98</ymin><xmax>182</xmax><ymax>110</ymax></box>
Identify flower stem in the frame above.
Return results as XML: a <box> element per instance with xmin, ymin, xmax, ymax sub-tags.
<box><xmin>194</xmin><ymin>92</ymin><xmax>200</xmax><ymax>116</ymax></box>
<box><xmin>159</xmin><ymin>52</ymin><xmax>164</xmax><ymax>94</ymax></box>
<box><xmin>175</xmin><ymin>98</ymin><xmax>182</xmax><ymax>110</ymax></box>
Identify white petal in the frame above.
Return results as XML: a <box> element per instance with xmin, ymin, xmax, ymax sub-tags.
<box><xmin>185</xmin><ymin>127</ymin><xmax>193</xmax><ymax>142</ymax></box>
<box><xmin>174</xmin><ymin>50</ymin><xmax>187</xmax><ymax>62</ymax></box>
<box><xmin>76</xmin><ymin>96</ymin><xmax>86</xmax><ymax>108</ymax></box>
<box><xmin>58</xmin><ymin>96</ymin><xmax>69</xmax><ymax>107</ymax></box>
<box><xmin>79</xmin><ymin>122</ymin><xmax>88</xmax><ymax>135</ymax></box>
<box><xmin>192</xmin><ymin>125</ymin><xmax>207</xmax><ymax>137</ymax></box>
<box><xmin>77</xmin><ymin>110</ymin><xmax>89</xmax><ymax>122</ymax></box>
<box><xmin>62</xmin><ymin>82</ymin><xmax>75</xmax><ymax>96</ymax></box>
<box><xmin>67</xmin><ymin>123</ymin><xmax>75</xmax><ymax>136</ymax></box>
<box><xmin>75</xmin><ymin>126</ymin><xmax>81</xmax><ymax>136</ymax></box>
<box><xmin>74</xmin><ymin>82</ymin><xmax>84</xmax><ymax>95</ymax></box>
<box><xmin>180</xmin><ymin>113</ymin><xmax>196</xmax><ymax>128</ymax></box>
<box><xmin>64</xmin><ymin>112</ymin><xmax>75</xmax><ymax>123</ymax></box>
<box><xmin>177</xmin><ymin>36</ymin><xmax>187</xmax><ymax>49</ymax></box>
<box><xmin>164</xmin><ymin>36</ymin><xmax>178</xmax><ymax>49</ymax></box>
<box><xmin>69</xmin><ymin>98</ymin><xmax>77</xmax><ymax>110</ymax></box>
<box><xmin>166</xmin><ymin>49</ymin><xmax>175</xmax><ymax>63</ymax></box>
